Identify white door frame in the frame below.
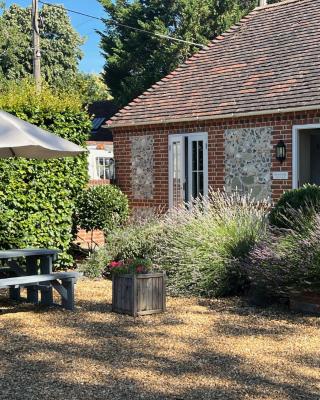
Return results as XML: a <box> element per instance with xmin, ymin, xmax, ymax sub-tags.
<box><xmin>168</xmin><ymin>132</ymin><xmax>208</xmax><ymax>208</ymax></box>
<box><xmin>292</xmin><ymin>123</ymin><xmax>320</xmax><ymax>188</ymax></box>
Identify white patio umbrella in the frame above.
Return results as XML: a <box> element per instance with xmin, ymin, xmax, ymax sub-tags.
<box><xmin>0</xmin><ymin>110</ymin><xmax>86</xmax><ymax>159</ymax></box>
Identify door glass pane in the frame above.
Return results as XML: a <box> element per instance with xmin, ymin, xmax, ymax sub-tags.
<box><xmin>192</xmin><ymin>171</ymin><xmax>198</xmax><ymax>198</ymax></box>
<box><xmin>192</xmin><ymin>141</ymin><xmax>197</xmax><ymax>171</ymax></box>
<box><xmin>184</xmin><ymin>138</ymin><xmax>189</xmax><ymax>202</ymax></box>
<box><xmin>190</xmin><ymin>139</ymin><xmax>204</xmax><ymax>200</ymax></box>
<box><xmin>172</xmin><ymin>141</ymin><xmax>184</xmax><ymax>207</ymax></box>
<box><xmin>199</xmin><ymin>172</ymin><xmax>204</xmax><ymax>195</ymax></box>
<box><xmin>170</xmin><ymin>134</ymin><xmax>207</xmax><ymax>207</ymax></box>
<box><xmin>198</xmin><ymin>141</ymin><xmax>203</xmax><ymax>171</ymax></box>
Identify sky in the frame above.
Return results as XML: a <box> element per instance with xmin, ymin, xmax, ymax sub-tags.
<box><xmin>4</xmin><ymin>0</ymin><xmax>105</xmax><ymax>73</ymax></box>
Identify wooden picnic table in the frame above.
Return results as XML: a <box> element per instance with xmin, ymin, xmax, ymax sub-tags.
<box><xmin>0</xmin><ymin>248</ymin><xmax>59</xmax><ymax>261</ymax></box>
<box><xmin>0</xmin><ymin>248</ymin><xmax>78</xmax><ymax>310</ymax></box>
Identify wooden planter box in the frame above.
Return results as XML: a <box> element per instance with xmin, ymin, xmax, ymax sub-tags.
<box><xmin>289</xmin><ymin>292</ymin><xmax>320</xmax><ymax>315</ymax></box>
<box><xmin>112</xmin><ymin>272</ymin><xmax>166</xmax><ymax>317</ymax></box>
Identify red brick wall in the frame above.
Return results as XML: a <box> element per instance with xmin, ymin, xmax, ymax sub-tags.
<box><xmin>112</xmin><ymin>110</ymin><xmax>320</xmax><ymax>210</ymax></box>
<box><xmin>89</xmin><ymin>179</ymin><xmax>111</xmax><ymax>186</ymax></box>
<box><xmin>76</xmin><ymin>229</ymin><xmax>105</xmax><ymax>249</ymax></box>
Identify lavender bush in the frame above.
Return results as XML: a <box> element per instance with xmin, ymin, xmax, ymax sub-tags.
<box><xmin>81</xmin><ymin>190</ymin><xmax>269</xmax><ymax>295</ymax></box>
<box><xmin>155</xmin><ymin>190</ymin><xmax>269</xmax><ymax>297</ymax></box>
<box><xmin>245</xmin><ymin>210</ymin><xmax>320</xmax><ymax>300</ymax></box>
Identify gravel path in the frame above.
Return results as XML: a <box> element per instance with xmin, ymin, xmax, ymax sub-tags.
<box><xmin>0</xmin><ymin>279</ymin><xmax>319</xmax><ymax>400</ymax></box>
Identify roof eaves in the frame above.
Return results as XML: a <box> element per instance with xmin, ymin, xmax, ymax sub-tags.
<box><xmin>106</xmin><ymin>104</ymin><xmax>320</xmax><ymax>129</ymax></box>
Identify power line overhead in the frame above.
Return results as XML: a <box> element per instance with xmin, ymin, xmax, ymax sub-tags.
<box><xmin>38</xmin><ymin>0</ymin><xmax>205</xmax><ymax>49</ymax></box>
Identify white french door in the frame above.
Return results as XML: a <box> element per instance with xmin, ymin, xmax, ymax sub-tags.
<box><xmin>169</xmin><ymin>133</ymin><xmax>208</xmax><ymax>208</ymax></box>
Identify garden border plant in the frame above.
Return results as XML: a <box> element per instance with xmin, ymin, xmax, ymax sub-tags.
<box><xmin>154</xmin><ymin>190</ymin><xmax>269</xmax><ymax>297</ymax></box>
<box><xmin>80</xmin><ymin>214</ymin><xmax>162</xmax><ymax>278</ymax></box>
<box><xmin>82</xmin><ymin>189</ymin><xmax>269</xmax><ymax>298</ymax></box>
<box><xmin>245</xmin><ymin>207</ymin><xmax>320</xmax><ymax>306</ymax></box>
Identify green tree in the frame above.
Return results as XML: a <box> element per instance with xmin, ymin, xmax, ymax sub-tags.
<box><xmin>70</xmin><ymin>73</ymin><xmax>112</xmax><ymax>104</ymax></box>
<box><xmin>100</xmin><ymin>0</ymin><xmax>281</xmax><ymax>107</ymax></box>
<box><xmin>0</xmin><ymin>4</ymin><xmax>83</xmax><ymax>86</ymax></box>
<box><xmin>75</xmin><ymin>185</ymin><xmax>129</xmax><ymax>253</ymax></box>
<box><xmin>99</xmin><ymin>0</ymin><xmax>261</xmax><ymax>107</ymax></box>
<box><xmin>0</xmin><ymin>3</ymin><xmax>111</xmax><ymax>103</ymax></box>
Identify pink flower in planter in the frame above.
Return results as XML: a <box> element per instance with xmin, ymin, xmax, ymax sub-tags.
<box><xmin>136</xmin><ymin>266</ymin><xmax>144</xmax><ymax>273</ymax></box>
<box><xmin>109</xmin><ymin>261</ymin><xmax>123</xmax><ymax>269</ymax></box>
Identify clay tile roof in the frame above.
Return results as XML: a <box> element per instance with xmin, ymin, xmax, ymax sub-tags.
<box><xmin>107</xmin><ymin>0</ymin><xmax>320</xmax><ymax>128</ymax></box>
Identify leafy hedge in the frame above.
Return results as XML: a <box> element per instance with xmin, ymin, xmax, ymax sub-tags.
<box><xmin>0</xmin><ymin>81</ymin><xmax>91</xmax><ymax>267</ymax></box>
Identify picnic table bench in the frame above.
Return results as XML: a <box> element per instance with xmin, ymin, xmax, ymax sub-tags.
<box><xmin>0</xmin><ymin>249</ymin><xmax>78</xmax><ymax>310</ymax></box>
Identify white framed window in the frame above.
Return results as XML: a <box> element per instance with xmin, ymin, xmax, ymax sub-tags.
<box><xmin>96</xmin><ymin>157</ymin><xmax>114</xmax><ymax>180</ymax></box>
<box><xmin>88</xmin><ymin>145</ymin><xmax>114</xmax><ymax>180</ymax></box>
<box><xmin>168</xmin><ymin>132</ymin><xmax>208</xmax><ymax>208</ymax></box>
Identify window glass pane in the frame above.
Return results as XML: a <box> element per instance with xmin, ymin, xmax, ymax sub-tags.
<box><xmin>95</xmin><ymin>158</ymin><xmax>100</xmax><ymax>178</ymax></box>
<box><xmin>198</xmin><ymin>141</ymin><xmax>203</xmax><ymax>171</ymax></box>
<box><xmin>95</xmin><ymin>157</ymin><xmax>112</xmax><ymax>180</ymax></box>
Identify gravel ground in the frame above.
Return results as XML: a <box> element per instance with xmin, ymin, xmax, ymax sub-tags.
<box><xmin>0</xmin><ymin>278</ymin><xmax>319</xmax><ymax>400</ymax></box>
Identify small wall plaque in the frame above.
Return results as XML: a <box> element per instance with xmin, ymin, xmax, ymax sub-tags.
<box><xmin>272</xmin><ymin>171</ymin><xmax>288</xmax><ymax>180</ymax></box>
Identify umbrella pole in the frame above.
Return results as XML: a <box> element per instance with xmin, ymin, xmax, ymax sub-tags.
<box><xmin>9</xmin><ymin>148</ymin><xmax>16</xmax><ymax>157</ymax></box>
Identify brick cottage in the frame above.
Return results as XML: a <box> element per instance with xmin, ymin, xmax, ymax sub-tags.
<box><xmin>106</xmin><ymin>0</ymin><xmax>320</xmax><ymax>215</ymax></box>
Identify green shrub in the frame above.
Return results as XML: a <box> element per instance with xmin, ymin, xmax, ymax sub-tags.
<box><xmin>269</xmin><ymin>184</ymin><xmax>320</xmax><ymax>229</ymax></box>
<box><xmin>0</xmin><ymin>81</ymin><xmax>91</xmax><ymax>267</ymax></box>
<box><xmin>74</xmin><ymin>185</ymin><xmax>129</xmax><ymax>252</ymax></box>
<box><xmin>78</xmin><ymin>247</ymin><xmax>110</xmax><ymax>279</ymax></box>
<box><xmin>155</xmin><ymin>190</ymin><xmax>268</xmax><ymax>297</ymax></box>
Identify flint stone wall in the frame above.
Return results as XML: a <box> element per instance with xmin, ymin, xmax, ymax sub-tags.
<box><xmin>224</xmin><ymin>127</ymin><xmax>273</xmax><ymax>201</ymax></box>
<box><xmin>131</xmin><ymin>135</ymin><xmax>154</xmax><ymax>199</ymax></box>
